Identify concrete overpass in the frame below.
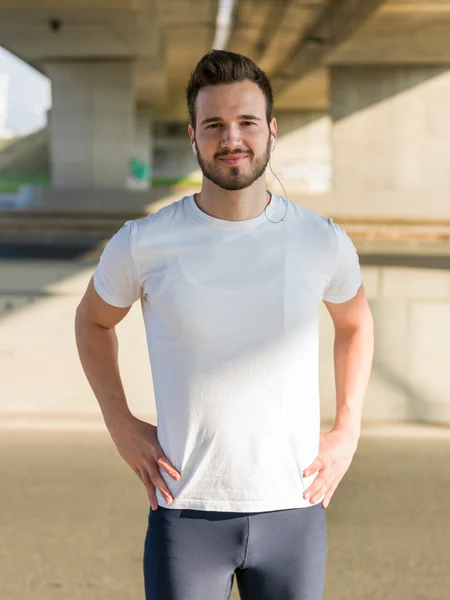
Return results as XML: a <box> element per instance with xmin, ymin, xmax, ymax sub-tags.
<box><xmin>1</xmin><ymin>0</ymin><xmax>450</xmax><ymax>220</ymax></box>
<box><xmin>2</xmin><ymin>9</ymin><xmax>450</xmax><ymax>597</ymax></box>
<box><xmin>2</xmin><ymin>1</ymin><xmax>450</xmax><ymax>428</ymax></box>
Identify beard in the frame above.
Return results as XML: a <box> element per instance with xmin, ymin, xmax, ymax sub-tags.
<box><xmin>195</xmin><ymin>135</ymin><xmax>271</xmax><ymax>191</ymax></box>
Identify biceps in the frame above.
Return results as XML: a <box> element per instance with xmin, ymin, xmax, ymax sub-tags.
<box><xmin>76</xmin><ymin>277</ymin><xmax>132</xmax><ymax>329</ymax></box>
<box><xmin>323</xmin><ymin>283</ymin><xmax>369</xmax><ymax>331</ymax></box>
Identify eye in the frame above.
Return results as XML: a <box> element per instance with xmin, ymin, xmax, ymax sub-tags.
<box><xmin>241</xmin><ymin>121</ymin><xmax>256</xmax><ymax>127</ymax></box>
<box><xmin>206</xmin><ymin>123</ymin><xmax>222</xmax><ymax>129</ymax></box>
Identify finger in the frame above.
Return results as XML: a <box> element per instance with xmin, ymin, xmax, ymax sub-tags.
<box><xmin>302</xmin><ymin>470</ymin><xmax>330</xmax><ymax>500</ymax></box>
<box><xmin>304</xmin><ymin>479</ymin><xmax>327</xmax><ymax>502</ymax></box>
<box><xmin>303</xmin><ymin>457</ymin><xmax>324</xmax><ymax>477</ymax></box>
<box><xmin>310</xmin><ymin>483</ymin><xmax>328</xmax><ymax>504</ymax></box>
<box><xmin>322</xmin><ymin>479</ymin><xmax>339</xmax><ymax>509</ymax></box>
<box><xmin>148</xmin><ymin>465</ymin><xmax>175</xmax><ymax>505</ymax></box>
<box><xmin>137</xmin><ymin>466</ymin><xmax>158</xmax><ymax>510</ymax></box>
<box><xmin>155</xmin><ymin>455</ymin><xmax>181</xmax><ymax>480</ymax></box>
<box><xmin>133</xmin><ymin>466</ymin><xmax>143</xmax><ymax>481</ymax></box>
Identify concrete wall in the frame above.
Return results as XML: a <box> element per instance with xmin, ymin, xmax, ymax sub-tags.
<box><xmin>320</xmin><ymin>265</ymin><xmax>450</xmax><ymax>425</ymax></box>
<box><xmin>1</xmin><ymin>260</ymin><xmax>449</xmax><ymax>426</ymax></box>
<box><xmin>330</xmin><ymin>65</ymin><xmax>450</xmax><ymax>218</ymax></box>
<box><xmin>268</xmin><ymin>111</ymin><xmax>332</xmax><ymax>195</ymax></box>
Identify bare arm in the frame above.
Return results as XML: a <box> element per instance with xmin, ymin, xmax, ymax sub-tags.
<box><xmin>301</xmin><ymin>283</ymin><xmax>374</xmax><ymax>508</ymax></box>
<box><xmin>324</xmin><ymin>282</ymin><xmax>374</xmax><ymax>439</ymax></box>
<box><xmin>75</xmin><ymin>276</ymin><xmax>180</xmax><ymax>509</ymax></box>
<box><xmin>75</xmin><ymin>276</ymin><xmax>134</xmax><ymax>431</ymax></box>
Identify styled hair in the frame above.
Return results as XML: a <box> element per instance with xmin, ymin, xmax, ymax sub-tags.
<box><xmin>186</xmin><ymin>50</ymin><xmax>274</xmax><ymax>129</ymax></box>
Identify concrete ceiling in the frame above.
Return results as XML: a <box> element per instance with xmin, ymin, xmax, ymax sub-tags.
<box><xmin>158</xmin><ymin>0</ymin><xmax>217</xmax><ymax>108</ymax></box>
<box><xmin>275</xmin><ymin>67</ymin><xmax>329</xmax><ymax>111</ymax></box>
<box><xmin>0</xmin><ymin>2</ymin><xmax>163</xmax><ymax>63</ymax></box>
<box><xmin>1</xmin><ymin>0</ymin><xmax>450</xmax><ymax>119</ymax></box>
<box><xmin>272</xmin><ymin>0</ymin><xmax>450</xmax><ymax>111</ymax></box>
<box><xmin>0</xmin><ymin>0</ymin><xmax>219</xmax><ymax>109</ymax></box>
<box><xmin>328</xmin><ymin>0</ymin><xmax>450</xmax><ymax>64</ymax></box>
<box><xmin>226</xmin><ymin>0</ymin><xmax>384</xmax><ymax>111</ymax></box>
<box><xmin>228</xmin><ymin>0</ymin><xmax>325</xmax><ymax>74</ymax></box>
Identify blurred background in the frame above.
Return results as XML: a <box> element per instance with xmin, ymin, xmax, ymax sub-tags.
<box><xmin>0</xmin><ymin>1</ymin><xmax>449</xmax><ymax>599</ymax></box>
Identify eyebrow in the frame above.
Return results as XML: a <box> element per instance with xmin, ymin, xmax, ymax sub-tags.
<box><xmin>200</xmin><ymin>114</ymin><xmax>262</xmax><ymax>125</ymax></box>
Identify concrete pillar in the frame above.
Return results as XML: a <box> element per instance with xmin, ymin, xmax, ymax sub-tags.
<box><xmin>128</xmin><ymin>105</ymin><xmax>153</xmax><ymax>190</ymax></box>
<box><xmin>45</xmin><ymin>59</ymin><xmax>134</xmax><ymax>189</ymax></box>
<box><xmin>330</xmin><ymin>65</ymin><xmax>450</xmax><ymax>217</ymax></box>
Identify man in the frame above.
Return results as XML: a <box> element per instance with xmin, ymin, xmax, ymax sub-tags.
<box><xmin>75</xmin><ymin>50</ymin><xmax>374</xmax><ymax>600</ymax></box>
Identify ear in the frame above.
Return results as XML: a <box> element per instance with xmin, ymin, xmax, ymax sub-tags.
<box><xmin>269</xmin><ymin>117</ymin><xmax>277</xmax><ymax>146</ymax></box>
<box><xmin>188</xmin><ymin>123</ymin><xmax>195</xmax><ymax>145</ymax></box>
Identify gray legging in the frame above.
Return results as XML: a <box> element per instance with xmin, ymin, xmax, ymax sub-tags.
<box><xmin>144</xmin><ymin>503</ymin><xmax>327</xmax><ymax>599</ymax></box>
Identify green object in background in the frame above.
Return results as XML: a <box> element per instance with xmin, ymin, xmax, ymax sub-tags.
<box><xmin>0</xmin><ymin>173</ymin><xmax>51</xmax><ymax>193</ymax></box>
<box><xmin>130</xmin><ymin>157</ymin><xmax>150</xmax><ymax>181</ymax></box>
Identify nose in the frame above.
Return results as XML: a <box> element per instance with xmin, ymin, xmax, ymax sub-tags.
<box><xmin>220</xmin><ymin>125</ymin><xmax>242</xmax><ymax>151</ymax></box>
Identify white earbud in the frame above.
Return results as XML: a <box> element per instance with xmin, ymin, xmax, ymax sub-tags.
<box><xmin>270</xmin><ymin>134</ymin><xmax>275</xmax><ymax>152</ymax></box>
<box><xmin>192</xmin><ymin>142</ymin><xmax>197</xmax><ymax>156</ymax></box>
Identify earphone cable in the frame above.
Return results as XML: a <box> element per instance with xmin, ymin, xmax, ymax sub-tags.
<box><xmin>265</xmin><ymin>159</ymin><xmax>289</xmax><ymax>223</ymax></box>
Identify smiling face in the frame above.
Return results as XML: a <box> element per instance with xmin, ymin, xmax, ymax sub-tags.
<box><xmin>188</xmin><ymin>80</ymin><xmax>277</xmax><ymax>191</ymax></box>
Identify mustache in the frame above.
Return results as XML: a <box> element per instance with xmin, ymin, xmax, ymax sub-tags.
<box><xmin>214</xmin><ymin>149</ymin><xmax>253</xmax><ymax>159</ymax></box>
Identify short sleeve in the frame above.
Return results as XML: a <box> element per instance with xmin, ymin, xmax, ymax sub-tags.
<box><xmin>93</xmin><ymin>220</ymin><xmax>142</xmax><ymax>308</ymax></box>
<box><xmin>323</xmin><ymin>220</ymin><xmax>362</xmax><ymax>303</ymax></box>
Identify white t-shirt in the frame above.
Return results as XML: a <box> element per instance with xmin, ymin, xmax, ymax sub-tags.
<box><xmin>93</xmin><ymin>193</ymin><xmax>362</xmax><ymax>512</ymax></box>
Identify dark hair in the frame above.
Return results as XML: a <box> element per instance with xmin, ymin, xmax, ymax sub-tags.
<box><xmin>186</xmin><ymin>50</ymin><xmax>274</xmax><ymax>129</ymax></box>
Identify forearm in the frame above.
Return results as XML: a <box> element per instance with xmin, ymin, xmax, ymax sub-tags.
<box><xmin>75</xmin><ymin>314</ymin><xmax>133</xmax><ymax>431</ymax></box>
<box><xmin>332</xmin><ymin>323</ymin><xmax>374</xmax><ymax>438</ymax></box>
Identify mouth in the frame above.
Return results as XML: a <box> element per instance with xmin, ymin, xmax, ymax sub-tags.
<box><xmin>219</xmin><ymin>155</ymin><xmax>249</xmax><ymax>166</ymax></box>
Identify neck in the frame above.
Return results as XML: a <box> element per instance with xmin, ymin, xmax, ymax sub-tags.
<box><xmin>194</xmin><ymin>177</ymin><xmax>271</xmax><ymax>222</ymax></box>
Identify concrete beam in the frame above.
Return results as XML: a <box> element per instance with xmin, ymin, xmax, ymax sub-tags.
<box><xmin>271</xmin><ymin>0</ymin><xmax>384</xmax><ymax>94</ymax></box>
<box><xmin>256</xmin><ymin>0</ymin><xmax>323</xmax><ymax>75</ymax></box>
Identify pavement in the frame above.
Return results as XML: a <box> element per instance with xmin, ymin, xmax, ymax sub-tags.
<box><xmin>1</xmin><ymin>422</ymin><xmax>449</xmax><ymax>600</ymax></box>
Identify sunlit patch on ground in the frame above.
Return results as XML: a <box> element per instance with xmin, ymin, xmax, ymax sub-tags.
<box><xmin>0</xmin><ymin>423</ymin><xmax>448</xmax><ymax>600</ymax></box>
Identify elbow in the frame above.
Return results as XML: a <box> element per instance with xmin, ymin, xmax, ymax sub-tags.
<box><xmin>335</xmin><ymin>314</ymin><xmax>373</xmax><ymax>340</ymax></box>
